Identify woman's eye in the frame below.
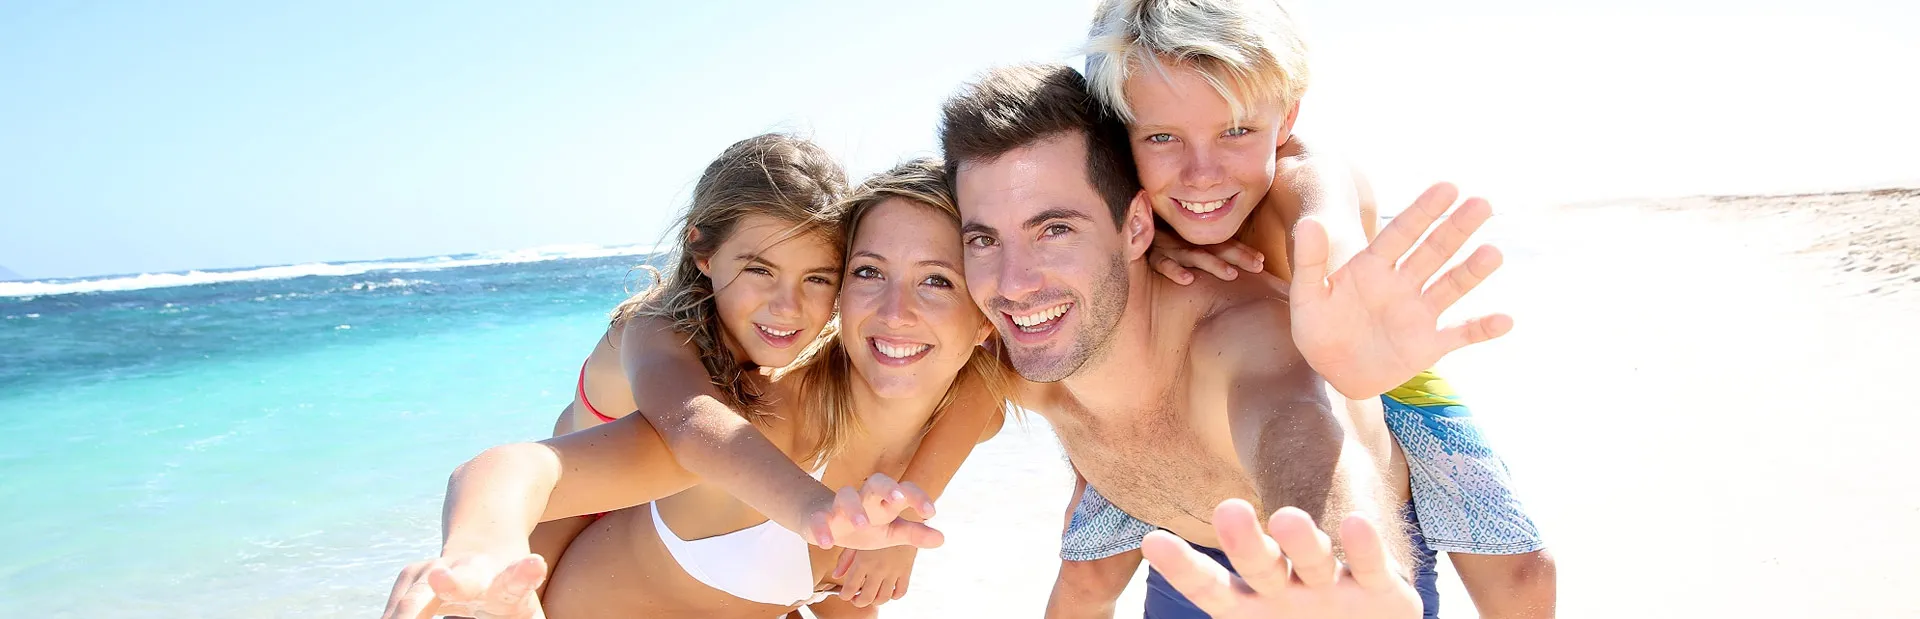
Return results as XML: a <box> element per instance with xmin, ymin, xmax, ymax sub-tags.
<box><xmin>852</xmin><ymin>265</ymin><xmax>881</xmax><ymax>280</ymax></box>
<box><xmin>1145</xmin><ymin>133</ymin><xmax>1175</xmax><ymax>144</ymax></box>
<box><xmin>922</xmin><ymin>274</ymin><xmax>953</xmax><ymax>288</ymax></box>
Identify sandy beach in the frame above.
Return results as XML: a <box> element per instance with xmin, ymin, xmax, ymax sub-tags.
<box><xmin>880</xmin><ymin>187</ymin><xmax>1920</xmax><ymax>618</ymax></box>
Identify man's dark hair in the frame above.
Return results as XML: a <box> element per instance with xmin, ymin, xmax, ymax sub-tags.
<box><xmin>938</xmin><ymin>64</ymin><xmax>1141</xmax><ymax>229</ymax></box>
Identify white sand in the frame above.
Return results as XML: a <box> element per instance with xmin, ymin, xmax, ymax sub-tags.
<box><xmin>887</xmin><ymin>189</ymin><xmax>1920</xmax><ymax>618</ymax></box>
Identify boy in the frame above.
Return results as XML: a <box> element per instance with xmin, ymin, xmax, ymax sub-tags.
<box><xmin>1045</xmin><ymin>2</ymin><xmax>1556</xmax><ymax>618</ymax></box>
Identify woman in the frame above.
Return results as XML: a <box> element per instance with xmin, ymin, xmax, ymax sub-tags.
<box><xmin>382</xmin><ymin>159</ymin><xmax>1017</xmax><ymax>619</ymax></box>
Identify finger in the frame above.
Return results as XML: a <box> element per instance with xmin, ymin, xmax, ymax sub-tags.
<box><xmin>1422</xmin><ymin>243</ymin><xmax>1503</xmax><ymax>313</ymax></box>
<box><xmin>873</xmin><ymin>578</ymin><xmax>900</xmax><ymax>606</ymax></box>
<box><xmin>386</xmin><ymin>576</ymin><xmax>443</xmax><ymax>619</ymax></box>
<box><xmin>893</xmin><ymin>480</ymin><xmax>936</xmax><ymax>519</ymax></box>
<box><xmin>884</xmin><ymin>518</ymin><xmax>946</xmax><ymax>549</ymax></box>
<box><xmin>835</xmin><ymin>485</ymin><xmax>870</xmax><ymax>530</ymax></box>
<box><xmin>427</xmin><ymin>564</ymin><xmax>486</xmax><ymax>605</ymax></box>
<box><xmin>383</xmin><ymin>561</ymin><xmax>432</xmax><ymax>617</ymax></box>
<box><xmin>481</xmin><ymin>556</ymin><xmax>549</xmax><ymax>616</ymax></box>
<box><xmin>1216</xmin><ymin>240</ymin><xmax>1266</xmax><ymax>274</ymax></box>
<box><xmin>838</xmin><ymin>569</ymin><xmax>868</xmax><ymax>603</ymax></box>
<box><xmin>852</xmin><ymin>573</ymin><xmax>884</xmax><ymax>607</ymax></box>
<box><xmin>1292</xmin><ymin>217</ymin><xmax>1331</xmax><ymax>302</ymax></box>
<box><xmin>1268</xmin><ymin>507</ymin><xmax>1338</xmax><ymax>588</ymax></box>
<box><xmin>1211</xmin><ymin>499</ymin><xmax>1289</xmax><ymax>595</ymax></box>
<box><xmin>834</xmin><ymin>549</ymin><xmax>858</xmax><ymax>579</ymax></box>
<box><xmin>893</xmin><ymin>572</ymin><xmax>910</xmax><ymax>600</ymax></box>
<box><xmin>1401</xmin><ymin>197</ymin><xmax>1493</xmax><ymax>283</ymax></box>
<box><xmin>1368</xmin><ymin>182</ymin><xmax>1459</xmax><ymax>262</ymax></box>
<box><xmin>1339</xmin><ymin>514</ymin><xmax>1401</xmax><ymax>591</ymax></box>
<box><xmin>1178</xmin><ymin>248</ymin><xmax>1240</xmax><ymax>281</ymax></box>
<box><xmin>1154</xmin><ymin>254</ymin><xmax>1197</xmax><ymax>285</ymax></box>
<box><xmin>1436</xmin><ymin>313</ymin><xmax>1514</xmax><ymax>354</ymax></box>
<box><xmin>807</xmin><ymin>510</ymin><xmax>836</xmax><ymax>549</ymax></box>
<box><xmin>1141</xmin><ymin>530</ymin><xmax>1241</xmax><ymax>614</ymax></box>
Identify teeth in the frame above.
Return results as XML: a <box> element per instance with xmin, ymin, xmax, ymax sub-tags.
<box><xmin>875</xmin><ymin>341</ymin><xmax>931</xmax><ymax>359</ymax></box>
<box><xmin>1011</xmin><ymin>303</ymin><xmax>1071</xmax><ymax>328</ymax></box>
<box><xmin>758</xmin><ymin>324</ymin><xmax>798</xmax><ymax>338</ymax></box>
<box><xmin>1179</xmin><ymin>198</ymin><xmax>1227</xmax><ymax>214</ymax></box>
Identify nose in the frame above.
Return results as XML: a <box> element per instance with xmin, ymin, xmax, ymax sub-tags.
<box><xmin>875</xmin><ymin>279</ymin><xmax>917</xmax><ymax>330</ymax></box>
<box><xmin>767</xmin><ymin>280</ymin><xmax>801</xmax><ymax>319</ymax></box>
<box><xmin>1181</xmin><ymin>141</ymin><xmax>1224</xmax><ymax>190</ymax></box>
<box><xmin>994</xmin><ymin>240</ymin><xmax>1043</xmax><ymax>304</ymax></box>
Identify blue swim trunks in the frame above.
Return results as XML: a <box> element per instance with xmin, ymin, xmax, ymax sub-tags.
<box><xmin>1382</xmin><ymin>369</ymin><xmax>1544</xmax><ymax>555</ymax></box>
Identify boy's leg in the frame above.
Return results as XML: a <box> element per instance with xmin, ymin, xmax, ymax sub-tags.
<box><xmin>1450</xmin><ymin>550</ymin><xmax>1557</xmax><ymax>619</ymax></box>
<box><xmin>1046</xmin><ymin>481</ymin><xmax>1152</xmax><ymax>619</ymax></box>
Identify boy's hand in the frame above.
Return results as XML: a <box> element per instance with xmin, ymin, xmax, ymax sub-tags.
<box><xmin>382</xmin><ymin>553</ymin><xmax>549</xmax><ymax>619</ymax></box>
<box><xmin>1291</xmin><ymin>182</ymin><xmax>1511</xmax><ymax>399</ymax></box>
<box><xmin>832</xmin><ymin>545</ymin><xmax>921</xmax><ymax>607</ymax></box>
<box><xmin>1149</xmin><ymin>232</ymin><xmax>1266</xmax><ymax>285</ymax></box>
<box><xmin>803</xmin><ymin>473</ymin><xmax>945</xmax><ymax>551</ymax></box>
<box><xmin>1141</xmin><ymin>501</ymin><xmax>1419</xmax><ymax>619</ymax></box>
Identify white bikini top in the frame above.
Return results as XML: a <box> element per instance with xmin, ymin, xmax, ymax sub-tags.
<box><xmin>651</xmin><ymin>466</ymin><xmax>832</xmax><ymax>607</ymax></box>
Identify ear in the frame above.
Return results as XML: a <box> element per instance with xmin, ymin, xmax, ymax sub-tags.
<box><xmin>1123</xmin><ymin>190</ymin><xmax>1155</xmax><ymax>261</ymax></box>
<box><xmin>973</xmin><ymin>317</ymin><xmax>993</xmax><ymax>347</ymax></box>
<box><xmin>1279</xmin><ymin>100</ymin><xmax>1303</xmax><ymax>139</ymax></box>
<box><xmin>688</xmin><ymin>228</ymin><xmax>712</xmax><ymax>276</ymax></box>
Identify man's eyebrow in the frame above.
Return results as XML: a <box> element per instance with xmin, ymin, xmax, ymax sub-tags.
<box><xmin>960</xmin><ymin>221</ymin><xmax>996</xmax><ymax>237</ymax></box>
<box><xmin>1023</xmin><ymin>208</ymin><xmax>1094</xmax><ymax>230</ymax></box>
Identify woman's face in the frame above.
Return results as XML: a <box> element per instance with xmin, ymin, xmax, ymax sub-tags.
<box><xmin>699</xmin><ymin>214</ymin><xmax>841</xmax><ymax>369</ymax></box>
<box><xmin>838</xmin><ymin>199</ymin><xmax>991</xmax><ymax>401</ymax></box>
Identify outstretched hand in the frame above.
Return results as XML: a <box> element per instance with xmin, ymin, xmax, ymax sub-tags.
<box><xmin>1291</xmin><ymin>182</ymin><xmax>1511</xmax><ymax>399</ymax></box>
<box><xmin>1141</xmin><ymin>499</ymin><xmax>1419</xmax><ymax>619</ymax></box>
<box><xmin>802</xmin><ymin>473</ymin><xmax>945</xmax><ymax>551</ymax></box>
<box><xmin>381</xmin><ymin>553</ymin><xmax>549</xmax><ymax>619</ymax></box>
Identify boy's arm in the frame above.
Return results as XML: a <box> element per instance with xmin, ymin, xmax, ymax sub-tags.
<box><xmin>1275</xmin><ymin>154</ymin><xmax>1373</xmax><ymax>277</ymax></box>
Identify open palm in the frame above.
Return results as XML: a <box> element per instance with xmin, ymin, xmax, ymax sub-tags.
<box><xmin>1290</xmin><ymin>182</ymin><xmax>1511</xmax><ymax>400</ymax></box>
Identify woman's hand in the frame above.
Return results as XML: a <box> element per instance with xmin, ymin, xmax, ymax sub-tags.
<box><xmin>381</xmin><ymin>554</ymin><xmax>549</xmax><ymax>619</ymax></box>
<box><xmin>832</xmin><ymin>545</ymin><xmax>921</xmax><ymax>608</ymax></box>
<box><xmin>1149</xmin><ymin>233</ymin><xmax>1266</xmax><ymax>285</ymax></box>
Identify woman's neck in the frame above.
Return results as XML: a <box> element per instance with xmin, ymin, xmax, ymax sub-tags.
<box><xmin>844</xmin><ymin>372</ymin><xmax>954</xmax><ymax>464</ymax></box>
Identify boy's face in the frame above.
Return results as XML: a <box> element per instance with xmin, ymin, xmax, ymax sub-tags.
<box><xmin>1123</xmin><ymin>62</ymin><xmax>1297</xmax><ymax>246</ymax></box>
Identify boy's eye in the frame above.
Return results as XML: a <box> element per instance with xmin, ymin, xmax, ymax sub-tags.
<box><xmin>1224</xmin><ymin>127</ymin><xmax>1253</xmax><ymax>137</ymax></box>
<box><xmin>1145</xmin><ymin>133</ymin><xmax>1175</xmax><ymax>144</ymax></box>
<box><xmin>851</xmin><ymin>265</ymin><xmax>881</xmax><ymax>280</ymax></box>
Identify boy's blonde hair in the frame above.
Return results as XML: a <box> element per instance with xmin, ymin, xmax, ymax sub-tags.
<box><xmin>1084</xmin><ymin>0</ymin><xmax>1311</xmax><ymax>123</ymax></box>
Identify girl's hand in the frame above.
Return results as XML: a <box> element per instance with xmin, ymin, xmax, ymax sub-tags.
<box><xmin>381</xmin><ymin>553</ymin><xmax>549</xmax><ymax>619</ymax></box>
<box><xmin>803</xmin><ymin>473</ymin><xmax>944</xmax><ymax>551</ymax></box>
<box><xmin>832</xmin><ymin>546</ymin><xmax>921</xmax><ymax>608</ymax></box>
<box><xmin>1149</xmin><ymin>233</ymin><xmax>1266</xmax><ymax>285</ymax></box>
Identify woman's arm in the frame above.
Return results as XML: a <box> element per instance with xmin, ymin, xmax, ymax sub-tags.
<box><xmin>894</xmin><ymin>380</ymin><xmax>1007</xmax><ymax>515</ymax></box>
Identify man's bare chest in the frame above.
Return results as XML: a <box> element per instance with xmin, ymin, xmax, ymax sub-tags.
<box><xmin>1053</xmin><ymin>406</ymin><xmax>1256</xmax><ymax>539</ymax></box>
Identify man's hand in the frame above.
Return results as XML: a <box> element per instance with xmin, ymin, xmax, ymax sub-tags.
<box><xmin>1140</xmin><ymin>500</ymin><xmax>1419</xmax><ymax>619</ymax></box>
<box><xmin>832</xmin><ymin>545</ymin><xmax>920</xmax><ymax>607</ymax></box>
<box><xmin>381</xmin><ymin>554</ymin><xmax>549</xmax><ymax>619</ymax></box>
<box><xmin>1149</xmin><ymin>232</ymin><xmax>1267</xmax><ymax>285</ymax></box>
<box><xmin>803</xmin><ymin>473</ymin><xmax>945</xmax><ymax>551</ymax></box>
<box><xmin>1291</xmin><ymin>182</ymin><xmax>1511</xmax><ymax>399</ymax></box>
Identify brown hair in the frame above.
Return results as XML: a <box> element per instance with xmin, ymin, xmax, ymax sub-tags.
<box><xmin>937</xmin><ymin>64</ymin><xmax>1141</xmax><ymax>229</ymax></box>
<box><xmin>783</xmin><ymin>158</ymin><xmax>1019</xmax><ymax>467</ymax></box>
<box><xmin>612</xmin><ymin>133</ymin><xmax>847</xmax><ymax>417</ymax></box>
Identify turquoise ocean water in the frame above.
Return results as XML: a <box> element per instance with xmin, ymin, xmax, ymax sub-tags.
<box><xmin>0</xmin><ymin>247</ymin><xmax>664</xmax><ymax>617</ymax></box>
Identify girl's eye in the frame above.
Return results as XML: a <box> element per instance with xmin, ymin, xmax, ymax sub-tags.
<box><xmin>1145</xmin><ymin>133</ymin><xmax>1175</xmax><ymax>144</ymax></box>
<box><xmin>922</xmin><ymin>274</ymin><xmax>953</xmax><ymax>288</ymax></box>
<box><xmin>1224</xmin><ymin>126</ymin><xmax>1253</xmax><ymax>138</ymax></box>
<box><xmin>745</xmin><ymin>266</ymin><xmax>773</xmax><ymax>277</ymax></box>
<box><xmin>807</xmin><ymin>275</ymin><xmax>837</xmax><ymax>286</ymax></box>
<box><xmin>1043</xmin><ymin>223</ymin><xmax>1071</xmax><ymax>237</ymax></box>
<box><xmin>852</xmin><ymin>265</ymin><xmax>881</xmax><ymax>280</ymax></box>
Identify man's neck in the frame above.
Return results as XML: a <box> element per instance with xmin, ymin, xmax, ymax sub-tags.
<box><xmin>1058</xmin><ymin>261</ymin><xmax>1179</xmax><ymax>417</ymax></box>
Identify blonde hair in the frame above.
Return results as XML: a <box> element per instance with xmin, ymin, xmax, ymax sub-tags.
<box><xmin>1084</xmin><ymin>0</ymin><xmax>1311</xmax><ymax>123</ymax></box>
<box><xmin>612</xmin><ymin>133</ymin><xmax>847</xmax><ymax>418</ymax></box>
<box><xmin>784</xmin><ymin>158</ymin><xmax>1018</xmax><ymax>468</ymax></box>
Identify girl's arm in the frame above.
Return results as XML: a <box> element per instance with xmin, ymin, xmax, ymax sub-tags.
<box><xmin>620</xmin><ymin>320</ymin><xmax>934</xmax><ymax>547</ymax></box>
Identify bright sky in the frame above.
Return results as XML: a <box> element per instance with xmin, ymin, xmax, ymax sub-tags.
<box><xmin>3</xmin><ymin>0</ymin><xmax>1915</xmax><ymax>279</ymax></box>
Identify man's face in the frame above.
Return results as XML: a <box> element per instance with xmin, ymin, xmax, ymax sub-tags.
<box><xmin>955</xmin><ymin>133</ymin><xmax>1145</xmax><ymax>383</ymax></box>
<box><xmin>1124</xmin><ymin>61</ymin><xmax>1295</xmax><ymax>246</ymax></box>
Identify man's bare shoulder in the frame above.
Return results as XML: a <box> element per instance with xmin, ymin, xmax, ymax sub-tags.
<box><xmin>1178</xmin><ymin>275</ymin><xmax>1300</xmax><ymax>371</ymax></box>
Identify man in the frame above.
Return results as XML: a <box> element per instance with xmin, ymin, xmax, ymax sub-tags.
<box><xmin>942</xmin><ymin>64</ymin><xmax>1504</xmax><ymax>618</ymax></box>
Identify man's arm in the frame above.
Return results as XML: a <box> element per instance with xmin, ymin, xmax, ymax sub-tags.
<box><xmin>619</xmin><ymin>319</ymin><xmax>848</xmax><ymax>544</ymax></box>
<box><xmin>1198</xmin><ymin>298</ymin><xmax>1409</xmax><ymax>569</ymax></box>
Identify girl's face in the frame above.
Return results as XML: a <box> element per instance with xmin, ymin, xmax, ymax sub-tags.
<box><xmin>838</xmin><ymin>199</ymin><xmax>991</xmax><ymax>401</ymax></box>
<box><xmin>698</xmin><ymin>214</ymin><xmax>841</xmax><ymax>369</ymax></box>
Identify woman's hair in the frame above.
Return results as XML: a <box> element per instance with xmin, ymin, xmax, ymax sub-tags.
<box><xmin>785</xmin><ymin>157</ymin><xmax>1019</xmax><ymax>468</ymax></box>
<box><xmin>612</xmin><ymin>133</ymin><xmax>847</xmax><ymax>417</ymax></box>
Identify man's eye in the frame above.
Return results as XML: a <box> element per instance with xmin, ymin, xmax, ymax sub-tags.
<box><xmin>967</xmin><ymin>235</ymin><xmax>997</xmax><ymax>248</ymax></box>
<box><xmin>1043</xmin><ymin>223</ymin><xmax>1071</xmax><ymax>237</ymax></box>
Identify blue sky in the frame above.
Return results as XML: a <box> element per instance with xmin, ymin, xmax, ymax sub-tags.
<box><xmin>3</xmin><ymin>0</ymin><xmax>1915</xmax><ymax>280</ymax></box>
